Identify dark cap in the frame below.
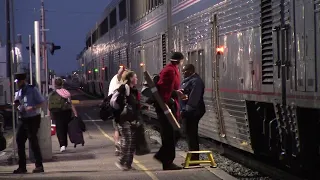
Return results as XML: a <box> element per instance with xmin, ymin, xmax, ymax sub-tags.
<box><xmin>14</xmin><ymin>72</ymin><xmax>27</xmax><ymax>82</ymax></box>
<box><xmin>170</xmin><ymin>52</ymin><xmax>184</xmax><ymax>62</ymax></box>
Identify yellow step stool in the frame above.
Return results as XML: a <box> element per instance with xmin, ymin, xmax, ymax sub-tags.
<box><xmin>183</xmin><ymin>150</ymin><xmax>217</xmax><ymax>169</ymax></box>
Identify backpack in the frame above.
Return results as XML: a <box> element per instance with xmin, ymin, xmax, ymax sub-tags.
<box><xmin>48</xmin><ymin>91</ymin><xmax>71</xmax><ymax>112</ymax></box>
<box><xmin>99</xmin><ymin>94</ymin><xmax>114</xmax><ymax>121</ymax></box>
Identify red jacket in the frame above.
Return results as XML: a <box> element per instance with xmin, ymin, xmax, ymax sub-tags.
<box><xmin>157</xmin><ymin>63</ymin><xmax>181</xmax><ymax>118</ymax></box>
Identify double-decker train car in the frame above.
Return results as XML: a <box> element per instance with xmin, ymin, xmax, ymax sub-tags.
<box><xmin>79</xmin><ymin>0</ymin><xmax>320</xmax><ymax>177</ymax></box>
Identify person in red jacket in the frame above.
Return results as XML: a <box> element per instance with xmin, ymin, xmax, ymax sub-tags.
<box><xmin>154</xmin><ymin>52</ymin><xmax>185</xmax><ymax>170</ymax></box>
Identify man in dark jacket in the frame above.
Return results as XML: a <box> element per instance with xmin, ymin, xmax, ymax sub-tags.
<box><xmin>180</xmin><ymin>64</ymin><xmax>206</xmax><ymax>164</ymax></box>
<box><xmin>154</xmin><ymin>52</ymin><xmax>185</xmax><ymax>170</ymax></box>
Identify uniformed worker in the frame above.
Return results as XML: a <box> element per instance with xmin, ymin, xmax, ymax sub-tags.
<box><xmin>13</xmin><ymin>72</ymin><xmax>45</xmax><ymax>174</ymax></box>
<box><xmin>180</xmin><ymin>64</ymin><xmax>206</xmax><ymax>166</ymax></box>
<box><xmin>154</xmin><ymin>52</ymin><xmax>185</xmax><ymax>170</ymax></box>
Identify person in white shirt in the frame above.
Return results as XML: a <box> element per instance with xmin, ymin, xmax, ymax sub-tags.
<box><xmin>108</xmin><ymin>66</ymin><xmax>127</xmax><ymax>156</ymax></box>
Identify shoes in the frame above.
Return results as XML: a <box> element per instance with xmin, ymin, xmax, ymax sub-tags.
<box><xmin>60</xmin><ymin>146</ymin><xmax>66</xmax><ymax>152</ymax></box>
<box><xmin>181</xmin><ymin>163</ymin><xmax>201</xmax><ymax>167</ymax></box>
<box><xmin>115</xmin><ymin>162</ymin><xmax>130</xmax><ymax>171</ymax></box>
<box><xmin>32</xmin><ymin>166</ymin><xmax>44</xmax><ymax>173</ymax></box>
<box><xmin>13</xmin><ymin>168</ymin><xmax>27</xmax><ymax>174</ymax></box>
<box><xmin>163</xmin><ymin>163</ymin><xmax>182</xmax><ymax>170</ymax></box>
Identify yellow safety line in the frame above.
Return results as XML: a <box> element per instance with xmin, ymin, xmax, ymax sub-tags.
<box><xmin>85</xmin><ymin>114</ymin><xmax>159</xmax><ymax>180</ymax></box>
<box><xmin>71</xmin><ymin>100</ymin><xmax>80</xmax><ymax>104</ymax></box>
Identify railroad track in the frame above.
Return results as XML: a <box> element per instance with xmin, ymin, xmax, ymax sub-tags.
<box><xmin>143</xmin><ymin>115</ymin><xmax>304</xmax><ymax>180</ymax></box>
<box><xmin>199</xmin><ymin>138</ymin><xmax>304</xmax><ymax>180</ymax></box>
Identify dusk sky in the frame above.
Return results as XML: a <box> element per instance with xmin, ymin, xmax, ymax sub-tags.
<box><xmin>0</xmin><ymin>0</ymin><xmax>111</xmax><ymax>75</ymax></box>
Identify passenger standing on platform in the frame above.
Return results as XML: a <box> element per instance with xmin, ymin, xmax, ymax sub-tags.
<box><xmin>49</xmin><ymin>77</ymin><xmax>78</xmax><ymax>152</ymax></box>
<box><xmin>108</xmin><ymin>66</ymin><xmax>127</xmax><ymax>156</ymax></box>
<box><xmin>13</xmin><ymin>72</ymin><xmax>45</xmax><ymax>174</ymax></box>
<box><xmin>154</xmin><ymin>52</ymin><xmax>185</xmax><ymax>170</ymax></box>
<box><xmin>180</xmin><ymin>64</ymin><xmax>206</xmax><ymax>165</ymax></box>
<box><xmin>114</xmin><ymin>71</ymin><xmax>140</xmax><ymax>170</ymax></box>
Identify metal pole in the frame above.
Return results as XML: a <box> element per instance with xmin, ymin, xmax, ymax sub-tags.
<box><xmin>8</xmin><ymin>0</ymin><xmax>17</xmax><ymax>160</ymax></box>
<box><xmin>166</xmin><ymin>0</ymin><xmax>172</xmax><ymax>62</ymax></box>
<box><xmin>29</xmin><ymin>35</ymin><xmax>33</xmax><ymax>85</ymax></box>
<box><xmin>5</xmin><ymin>0</ymin><xmax>11</xmax><ymax>77</ymax></box>
<box><xmin>35</xmin><ymin>21</ymin><xmax>41</xmax><ymax>93</ymax></box>
<box><xmin>41</xmin><ymin>0</ymin><xmax>49</xmax><ymax>99</ymax></box>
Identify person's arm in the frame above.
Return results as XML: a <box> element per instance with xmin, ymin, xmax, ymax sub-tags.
<box><xmin>158</xmin><ymin>68</ymin><xmax>175</xmax><ymax>103</ymax></box>
<box><xmin>117</xmin><ymin>66</ymin><xmax>125</xmax><ymax>82</ymax></box>
<box><xmin>185</xmin><ymin>79</ymin><xmax>203</xmax><ymax>112</ymax></box>
<box><xmin>71</xmin><ymin>103</ymin><xmax>78</xmax><ymax>117</ymax></box>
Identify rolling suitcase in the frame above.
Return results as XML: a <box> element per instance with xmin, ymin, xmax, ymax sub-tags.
<box><xmin>68</xmin><ymin>117</ymin><xmax>85</xmax><ymax>148</ymax></box>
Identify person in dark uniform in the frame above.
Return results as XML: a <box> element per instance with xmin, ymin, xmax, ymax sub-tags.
<box><xmin>180</xmin><ymin>64</ymin><xmax>206</xmax><ymax>165</ymax></box>
<box><xmin>154</xmin><ymin>52</ymin><xmax>185</xmax><ymax>170</ymax></box>
<box><xmin>13</xmin><ymin>72</ymin><xmax>45</xmax><ymax>174</ymax></box>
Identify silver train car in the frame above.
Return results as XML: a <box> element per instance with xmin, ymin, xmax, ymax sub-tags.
<box><xmin>78</xmin><ymin>0</ymin><xmax>320</xmax><ymax>177</ymax></box>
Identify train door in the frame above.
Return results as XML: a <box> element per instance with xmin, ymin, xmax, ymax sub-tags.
<box><xmin>133</xmin><ymin>46</ymin><xmax>143</xmax><ymax>86</ymax></box>
<box><xmin>294</xmin><ymin>0</ymin><xmax>318</xmax><ymax>92</ymax></box>
<box><xmin>211</xmin><ymin>14</ymin><xmax>225</xmax><ymax>138</ymax></box>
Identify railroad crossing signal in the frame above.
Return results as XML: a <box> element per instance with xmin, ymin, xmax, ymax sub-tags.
<box><xmin>26</xmin><ymin>44</ymin><xmax>35</xmax><ymax>55</ymax></box>
<box><xmin>26</xmin><ymin>42</ymin><xmax>61</xmax><ymax>55</ymax></box>
<box><xmin>49</xmin><ymin>43</ymin><xmax>61</xmax><ymax>55</ymax></box>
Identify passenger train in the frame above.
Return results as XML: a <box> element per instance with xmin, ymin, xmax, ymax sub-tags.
<box><xmin>78</xmin><ymin>0</ymin><xmax>320</xmax><ymax>177</ymax></box>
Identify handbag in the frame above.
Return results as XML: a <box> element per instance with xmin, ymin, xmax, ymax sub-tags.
<box><xmin>135</xmin><ymin>122</ymin><xmax>151</xmax><ymax>156</ymax></box>
<box><xmin>120</xmin><ymin>103</ymin><xmax>134</xmax><ymax>123</ymax></box>
<box><xmin>0</xmin><ymin>130</ymin><xmax>6</xmax><ymax>151</ymax></box>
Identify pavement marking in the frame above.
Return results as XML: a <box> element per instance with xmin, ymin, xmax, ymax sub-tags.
<box><xmin>82</xmin><ymin>119</ymin><xmax>103</xmax><ymax>122</ymax></box>
<box><xmin>71</xmin><ymin>100</ymin><xmax>80</xmax><ymax>104</ymax></box>
<box><xmin>84</xmin><ymin>113</ymin><xmax>159</xmax><ymax>180</ymax></box>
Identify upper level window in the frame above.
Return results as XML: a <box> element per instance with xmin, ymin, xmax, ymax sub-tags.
<box><xmin>110</xmin><ymin>8</ymin><xmax>117</xmax><ymax>29</ymax></box>
<box><xmin>100</xmin><ymin>17</ymin><xmax>108</xmax><ymax>36</ymax></box>
<box><xmin>119</xmin><ymin>0</ymin><xmax>127</xmax><ymax>21</ymax></box>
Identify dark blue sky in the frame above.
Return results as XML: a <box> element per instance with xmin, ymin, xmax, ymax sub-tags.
<box><xmin>0</xmin><ymin>0</ymin><xmax>110</xmax><ymax>75</ymax></box>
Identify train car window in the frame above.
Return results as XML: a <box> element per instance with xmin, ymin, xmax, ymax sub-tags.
<box><xmin>100</xmin><ymin>17</ymin><xmax>108</xmax><ymax>36</ymax></box>
<box><xmin>119</xmin><ymin>0</ymin><xmax>126</xmax><ymax>22</ymax></box>
<box><xmin>110</xmin><ymin>8</ymin><xmax>117</xmax><ymax>29</ymax></box>
<box><xmin>92</xmin><ymin>30</ymin><xmax>97</xmax><ymax>44</ymax></box>
<box><xmin>86</xmin><ymin>38</ymin><xmax>91</xmax><ymax>48</ymax></box>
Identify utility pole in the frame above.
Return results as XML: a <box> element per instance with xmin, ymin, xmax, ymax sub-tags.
<box><xmin>29</xmin><ymin>35</ymin><xmax>33</xmax><ymax>85</ymax></box>
<box><xmin>5</xmin><ymin>0</ymin><xmax>11</xmax><ymax>77</ymax></box>
<box><xmin>40</xmin><ymin>0</ymin><xmax>48</xmax><ymax>98</ymax></box>
<box><xmin>10</xmin><ymin>0</ymin><xmax>17</xmax><ymax>73</ymax></box>
<box><xmin>166</xmin><ymin>0</ymin><xmax>172</xmax><ymax>62</ymax></box>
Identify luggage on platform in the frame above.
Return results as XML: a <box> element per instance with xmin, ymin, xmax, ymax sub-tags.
<box><xmin>68</xmin><ymin>116</ymin><xmax>85</xmax><ymax>148</ymax></box>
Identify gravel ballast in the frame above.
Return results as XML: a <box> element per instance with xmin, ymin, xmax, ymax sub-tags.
<box><xmin>145</xmin><ymin>125</ymin><xmax>273</xmax><ymax>180</ymax></box>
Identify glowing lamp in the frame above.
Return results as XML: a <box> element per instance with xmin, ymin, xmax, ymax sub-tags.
<box><xmin>94</xmin><ymin>68</ymin><xmax>98</xmax><ymax>72</ymax></box>
<box><xmin>101</xmin><ymin>67</ymin><xmax>105</xmax><ymax>71</ymax></box>
<box><xmin>217</xmin><ymin>46</ymin><xmax>224</xmax><ymax>55</ymax></box>
<box><xmin>88</xmin><ymin>70</ymin><xmax>92</xmax><ymax>74</ymax></box>
<box><xmin>140</xmin><ymin>62</ymin><xmax>145</xmax><ymax>67</ymax></box>
<box><xmin>81</xmin><ymin>64</ymin><xmax>84</xmax><ymax>67</ymax></box>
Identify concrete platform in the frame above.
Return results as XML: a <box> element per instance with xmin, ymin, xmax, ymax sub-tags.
<box><xmin>0</xmin><ymin>121</ymin><xmax>223</xmax><ymax>179</ymax></box>
<box><xmin>0</xmin><ymin>90</ymin><xmax>234</xmax><ymax>180</ymax></box>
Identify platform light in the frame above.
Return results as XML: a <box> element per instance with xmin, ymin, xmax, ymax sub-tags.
<box><xmin>88</xmin><ymin>70</ymin><xmax>92</xmax><ymax>74</ymax></box>
<box><xmin>140</xmin><ymin>62</ymin><xmax>145</xmax><ymax>67</ymax></box>
<box><xmin>81</xmin><ymin>64</ymin><xmax>84</xmax><ymax>67</ymax></box>
<box><xmin>101</xmin><ymin>67</ymin><xmax>105</xmax><ymax>71</ymax></box>
<box><xmin>94</xmin><ymin>68</ymin><xmax>98</xmax><ymax>72</ymax></box>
